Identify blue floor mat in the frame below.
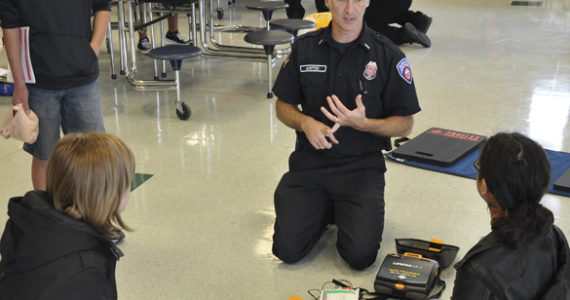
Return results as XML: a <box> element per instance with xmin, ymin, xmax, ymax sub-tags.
<box><xmin>386</xmin><ymin>149</ymin><xmax>570</xmax><ymax>198</ymax></box>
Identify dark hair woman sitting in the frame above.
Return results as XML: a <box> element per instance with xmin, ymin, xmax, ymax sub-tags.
<box><xmin>451</xmin><ymin>132</ymin><xmax>570</xmax><ymax>299</ymax></box>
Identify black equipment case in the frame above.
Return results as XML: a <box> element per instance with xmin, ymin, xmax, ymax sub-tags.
<box><xmin>391</xmin><ymin>128</ymin><xmax>486</xmax><ymax>166</ymax></box>
<box><xmin>374</xmin><ymin>253</ymin><xmax>441</xmax><ymax>300</ymax></box>
<box><xmin>395</xmin><ymin>238</ymin><xmax>459</xmax><ymax>268</ymax></box>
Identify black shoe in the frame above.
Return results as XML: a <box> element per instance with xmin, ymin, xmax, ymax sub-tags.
<box><xmin>402</xmin><ymin>22</ymin><xmax>431</xmax><ymax>47</ymax></box>
<box><xmin>137</xmin><ymin>37</ymin><xmax>152</xmax><ymax>53</ymax></box>
<box><xmin>287</xmin><ymin>10</ymin><xmax>305</xmax><ymax>19</ymax></box>
<box><xmin>411</xmin><ymin>11</ymin><xmax>433</xmax><ymax>34</ymax></box>
<box><xmin>165</xmin><ymin>31</ymin><xmax>187</xmax><ymax>45</ymax></box>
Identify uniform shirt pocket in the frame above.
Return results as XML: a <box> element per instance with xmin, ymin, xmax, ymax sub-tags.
<box><xmin>300</xmin><ymin>70</ymin><xmax>328</xmax><ymax>109</ymax></box>
<box><xmin>357</xmin><ymin>77</ymin><xmax>383</xmax><ymax>118</ymax></box>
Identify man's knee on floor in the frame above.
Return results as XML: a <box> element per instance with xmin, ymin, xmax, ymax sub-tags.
<box><xmin>272</xmin><ymin>242</ymin><xmax>306</xmax><ymax>264</ymax></box>
<box><xmin>338</xmin><ymin>245</ymin><xmax>379</xmax><ymax>270</ymax></box>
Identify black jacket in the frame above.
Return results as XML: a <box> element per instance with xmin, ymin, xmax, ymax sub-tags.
<box><xmin>0</xmin><ymin>0</ymin><xmax>111</xmax><ymax>90</ymax></box>
<box><xmin>452</xmin><ymin>225</ymin><xmax>570</xmax><ymax>300</ymax></box>
<box><xmin>0</xmin><ymin>191</ymin><xmax>123</xmax><ymax>300</ymax></box>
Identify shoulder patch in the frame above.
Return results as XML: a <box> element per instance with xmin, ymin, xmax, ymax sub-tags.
<box><xmin>396</xmin><ymin>58</ymin><xmax>413</xmax><ymax>84</ymax></box>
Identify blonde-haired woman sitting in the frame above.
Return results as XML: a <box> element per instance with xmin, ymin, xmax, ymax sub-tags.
<box><xmin>0</xmin><ymin>132</ymin><xmax>134</xmax><ymax>300</ymax></box>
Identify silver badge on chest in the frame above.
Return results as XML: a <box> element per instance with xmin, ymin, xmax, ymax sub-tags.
<box><xmin>363</xmin><ymin>61</ymin><xmax>377</xmax><ymax>80</ymax></box>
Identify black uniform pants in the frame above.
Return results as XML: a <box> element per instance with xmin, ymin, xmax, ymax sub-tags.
<box><xmin>284</xmin><ymin>0</ymin><xmax>328</xmax><ymax>19</ymax></box>
<box><xmin>364</xmin><ymin>0</ymin><xmax>414</xmax><ymax>44</ymax></box>
<box><xmin>272</xmin><ymin>156</ymin><xmax>386</xmax><ymax>270</ymax></box>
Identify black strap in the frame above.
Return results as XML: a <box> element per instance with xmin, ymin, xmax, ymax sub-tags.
<box><xmin>394</xmin><ymin>137</ymin><xmax>410</xmax><ymax>148</ymax></box>
<box><xmin>427</xmin><ymin>278</ymin><xmax>446</xmax><ymax>299</ymax></box>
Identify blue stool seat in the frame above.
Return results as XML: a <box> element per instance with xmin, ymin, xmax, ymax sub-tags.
<box><xmin>145</xmin><ymin>44</ymin><xmax>203</xmax><ymax>120</ymax></box>
<box><xmin>147</xmin><ymin>45</ymin><xmax>202</xmax><ymax>70</ymax></box>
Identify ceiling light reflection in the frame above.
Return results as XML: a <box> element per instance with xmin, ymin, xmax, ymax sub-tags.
<box><xmin>254</xmin><ymin>209</ymin><xmax>276</xmax><ymax>257</ymax></box>
<box><xmin>527</xmin><ymin>89</ymin><xmax>570</xmax><ymax>150</ymax></box>
<box><xmin>182</xmin><ymin>124</ymin><xmax>219</xmax><ymax>173</ymax></box>
<box><xmin>541</xmin><ymin>195</ymin><xmax>563</xmax><ymax>217</ymax></box>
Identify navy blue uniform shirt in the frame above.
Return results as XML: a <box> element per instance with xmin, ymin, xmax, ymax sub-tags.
<box><xmin>273</xmin><ymin>24</ymin><xmax>421</xmax><ymax>157</ymax></box>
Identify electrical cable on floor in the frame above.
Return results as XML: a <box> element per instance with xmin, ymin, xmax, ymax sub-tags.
<box><xmin>305</xmin><ymin>278</ymin><xmax>393</xmax><ymax>300</ymax></box>
<box><xmin>307</xmin><ymin>279</ymin><xmax>355</xmax><ymax>300</ymax></box>
<box><xmin>307</xmin><ymin>288</ymin><xmax>320</xmax><ymax>300</ymax></box>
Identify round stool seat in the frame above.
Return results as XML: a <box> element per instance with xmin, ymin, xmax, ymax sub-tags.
<box><xmin>270</xmin><ymin>19</ymin><xmax>315</xmax><ymax>35</ymax></box>
<box><xmin>244</xmin><ymin>30</ymin><xmax>294</xmax><ymax>48</ymax></box>
<box><xmin>246</xmin><ymin>1</ymin><xmax>288</xmax><ymax>21</ymax></box>
<box><xmin>244</xmin><ymin>29</ymin><xmax>294</xmax><ymax>99</ymax></box>
<box><xmin>147</xmin><ymin>44</ymin><xmax>202</xmax><ymax>61</ymax></box>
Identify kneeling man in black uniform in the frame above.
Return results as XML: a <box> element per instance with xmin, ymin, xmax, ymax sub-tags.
<box><xmin>271</xmin><ymin>0</ymin><xmax>422</xmax><ymax>270</ymax></box>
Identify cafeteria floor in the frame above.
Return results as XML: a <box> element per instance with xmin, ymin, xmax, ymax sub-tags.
<box><xmin>0</xmin><ymin>0</ymin><xmax>569</xmax><ymax>298</ymax></box>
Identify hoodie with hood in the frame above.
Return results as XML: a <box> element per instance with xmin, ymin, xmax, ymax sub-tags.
<box><xmin>0</xmin><ymin>0</ymin><xmax>111</xmax><ymax>90</ymax></box>
<box><xmin>451</xmin><ymin>225</ymin><xmax>570</xmax><ymax>300</ymax></box>
<box><xmin>0</xmin><ymin>191</ymin><xmax>123</xmax><ymax>300</ymax></box>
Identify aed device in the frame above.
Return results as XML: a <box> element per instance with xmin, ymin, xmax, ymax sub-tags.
<box><xmin>391</xmin><ymin>128</ymin><xmax>486</xmax><ymax>166</ymax></box>
<box><xmin>374</xmin><ymin>253</ymin><xmax>440</xmax><ymax>300</ymax></box>
<box><xmin>554</xmin><ymin>168</ymin><xmax>570</xmax><ymax>193</ymax></box>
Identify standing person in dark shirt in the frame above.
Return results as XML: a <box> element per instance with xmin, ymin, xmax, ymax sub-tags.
<box><xmin>285</xmin><ymin>0</ymin><xmax>432</xmax><ymax>47</ymax></box>
<box><xmin>0</xmin><ymin>0</ymin><xmax>110</xmax><ymax>190</ymax></box>
<box><xmin>271</xmin><ymin>0</ymin><xmax>421</xmax><ymax>269</ymax></box>
<box><xmin>284</xmin><ymin>0</ymin><xmax>328</xmax><ymax>19</ymax></box>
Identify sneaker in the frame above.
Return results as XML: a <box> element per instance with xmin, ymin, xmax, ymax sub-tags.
<box><xmin>411</xmin><ymin>11</ymin><xmax>433</xmax><ymax>34</ymax></box>
<box><xmin>402</xmin><ymin>22</ymin><xmax>431</xmax><ymax>48</ymax></box>
<box><xmin>165</xmin><ymin>31</ymin><xmax>187</xmax><ymax>45</ymax></box>
<box><xmin>137</xmin><ymin>37</ymin><xmax>152</xmax><ymax>53</ymax></box>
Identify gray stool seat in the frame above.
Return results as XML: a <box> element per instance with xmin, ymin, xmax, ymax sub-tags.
<box><xmin>146</xmin><ymin>45</ymin><xmax>203</xmax><ymax>120</ymax></box>
<box><xmin>270</xmin><ymin>19</ymin><xmax>315</xmax><ymax>37</ymax></box>
<box><xmin>244</xmin><ymin>30</ymin><xmax>294</xmax><ymax>47</ymax></box>
<box><xmin>139</xmin><ymin>0</ymin><xmax>198</xmax><ymax>9</ymax></box>
<box><xmin>147</xmin><ymin>45</ymin><xmax>202</xmax><ymax>70</ymax></box>
<box><xmin>244</xmin><ymin>30</ymin><xmax>293</xmax><ymax>99</ymax></box>
<box><xmin>246</xmin><ymin>1</ymin><xmax>288</xmax><ymax>22</ymax></box>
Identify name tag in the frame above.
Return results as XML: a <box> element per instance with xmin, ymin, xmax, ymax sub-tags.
<box><xmin>300</xmin><ymin>64</ymin><xmax>327</xmax><ymax>72</ymax></box>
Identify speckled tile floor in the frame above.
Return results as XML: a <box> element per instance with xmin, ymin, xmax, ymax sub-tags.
<box><xmin>1</xmin><ymin>0</ymin><xmax>569</xmax><ymax>298</ymax></box>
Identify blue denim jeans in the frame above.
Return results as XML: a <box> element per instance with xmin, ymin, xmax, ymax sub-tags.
<box><xmin>23</xmin><ymin>80</ymin><xmax>105</xmax><ymax>160</ymax></box>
